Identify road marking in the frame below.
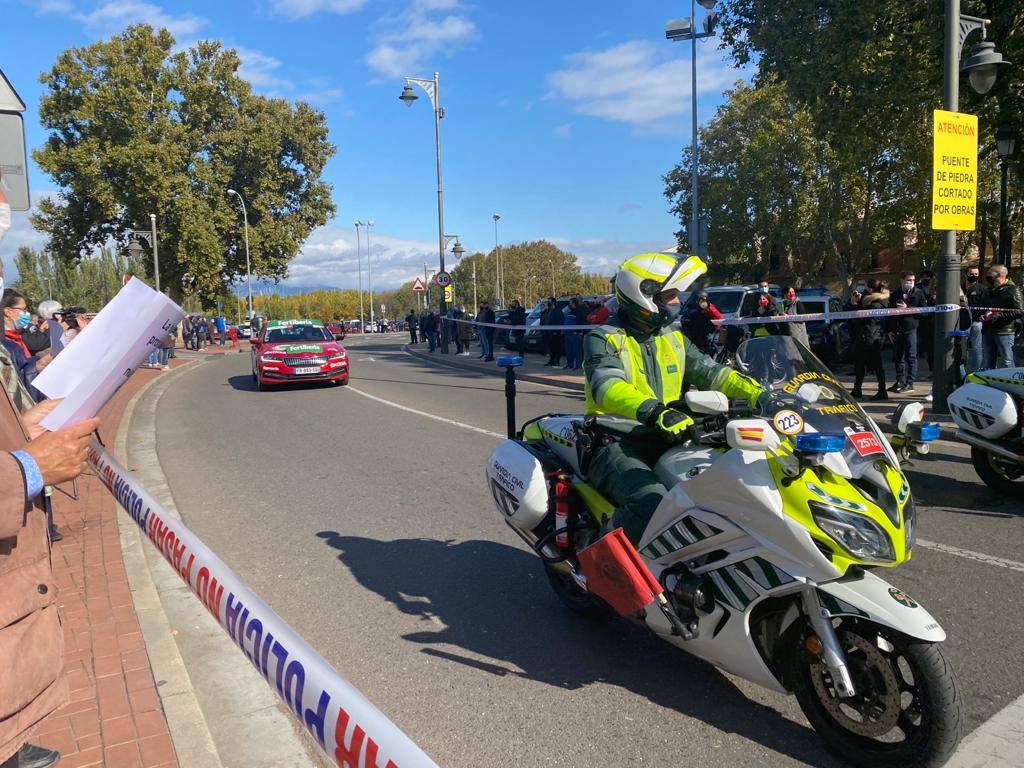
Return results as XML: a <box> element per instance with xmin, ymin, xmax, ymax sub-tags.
<box><xmin>946</xmin><ymin>691</ymin><xmax>1024</xmax><ymax>768</ymax></box>
<box><xmin>916</xmin><ymin>539</ymin><xmax>1024</xmax><ymax>573</ymax></box>
<box><xmin>344</xmin><ymin>386</ymin><xmax>505</xmax><ymax>440</ymax></box>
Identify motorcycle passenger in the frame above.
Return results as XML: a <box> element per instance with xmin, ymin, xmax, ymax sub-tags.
<box><xmin>583</xmin><ymin>254</ymin><xmax>763</xmax><ymax>546</ymax></box>
<box><xmin>981</xmin><ymin>264</ymin><xmax>1023</xmax><ymax>369</ymax></box>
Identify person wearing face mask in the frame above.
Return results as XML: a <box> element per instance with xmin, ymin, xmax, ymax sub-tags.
<box><xmin>780</xmin><ymin>286</ymin><xmax>809</xmax><ymax>347</ymax></box>
<box><xmin>963</xmin><ymin>266</ymin><xmax>985</xmax><ymax>371</ymax></box>
<box><xmin>749</xmin><ymin>292</ymin><xmax>783</xmax><ymax>338</ymax></box>
<box><xmin>682</xmin><ymin>291</ymin><xmax>722</xmax><ymax>353</ymax></box>
<box><xmin>2</xmin><ymin>290</ymin><xmax>51</xmax><ymax>400</ymax></box>
<box><xmin>980</xmin><ymin>264</ymin><xmax>1023</xmax><ymax>369</ymax></box>
<box><xmin>849</xmin><ymin>279</ymin><xmax>890</xmax><ymax>400</ymax></box>
<box><xmin>584</xmin><ymin>254</ymin><xmax>764</xmax><ymax>545</ymax></box>
<box><xmin>887</xmin><ymin>270</ymin><xmax>927</xmax><ymax>394</ymax></box>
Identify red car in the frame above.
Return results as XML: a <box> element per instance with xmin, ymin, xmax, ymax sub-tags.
<box><xmin>250</xmin><ymin>319</ymin><xmax>349</xmax><ymax>390</ymax></box>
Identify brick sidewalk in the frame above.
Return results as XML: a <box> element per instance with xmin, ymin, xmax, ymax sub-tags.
<box><xmin>31</xmin><ymin>364</ymin><xmax>186</xmax><ymax>768</ymax></box>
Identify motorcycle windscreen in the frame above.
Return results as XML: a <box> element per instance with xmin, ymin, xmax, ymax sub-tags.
<box><xmin>578</xmin><ymin>528</ymin><xmax>663</xmax><ymax>615</ymax></box>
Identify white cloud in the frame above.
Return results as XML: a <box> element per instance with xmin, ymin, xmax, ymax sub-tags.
<box><xmin>546</xmin><ymin>40</ymin><xmax>747</xmax><ymax>130</ymax></box>
<box><xmin>75</xmin><ymin>1</ymin><xmax>207</xmax><ymax>36</ymax></box>
<box><xmin>282</xmin><ymin>224</ymin><xmax>441</xmax><ymax>289</ymax></box>
<box><xmin>267</xmin><ymin>0</ymin><xmax>367</xmax><ymax>19</ymax></box>
<box><xmin>364</xmin><ymin>1</ymin><xmax>477</xmax><ymax>78</ymax></box>
<box><xmin>0</xmin><ymin>192</ymin><xmax>57</xmax><ymax>284</ymax></box>
<box><xmin>233</xmin><ymin>46</ymin><xmax>293</xmax><ymax>92</ymax></box>
<box><xmin>554</xmin><ymin>123</ymin><xmax>572</xmax><ymax>138</ymax></box>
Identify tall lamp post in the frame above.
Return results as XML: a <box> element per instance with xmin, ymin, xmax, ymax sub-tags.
<box><xmin>666</xmin><ymin>0</ymin><xmax>717</xmax><ymax>258</ymax></box>
<box><xmin>996</xmin><ymin>124</ymin><xmax>1017</xmax><ymax>266</ymax></box>
<box><xmin>354</xmin><ymin>221</ymin><xmax>365</xmax><ymax>331</ymax></box>
<box><xmin>365</xmin><ymin>220</ymin><xmax>376</xmax><ymax>326</ymax></box>
<box><xmin>492</xmin><ymin>213</ymin><xmax>502</xmax><ymax>307</ymax></box>
<box><xmin>932</xmin><ymin>6</ymin><xmax>1010</xmax><ymax>413</ymax></box>
<box><xmin>446</xmin><ymin>235</ymin><xmax>465</xmax><ymax>305</ymax></box>
<box><xmin>226</xmin><ymin>189</ymin><xmax>253</xmax><ymax>320</ymax></box>
<box><xmin>400</xmin><ymin>72</ymin><xmax>450</xmax><ymax>353</ymax></box>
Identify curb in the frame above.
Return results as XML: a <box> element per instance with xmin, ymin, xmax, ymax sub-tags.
<box><xmin>117</xmin><ymin>359</ymin><xmax>325</xmax><ymax>768</ymax></box>
<box><xmin>402</xmin><ymin>343</ymin><xmax>960</xmax><ymax>442</ymax></box>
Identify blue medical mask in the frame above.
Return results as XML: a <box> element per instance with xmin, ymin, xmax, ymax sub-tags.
<box><xmin>759</xmin><ymin>286</ymin><xmax>769</xmax><ymax>294</ymax></box>
<box><xmin>902</xmin><ymin>280</ymin><xmax>915</xmax><ymax>292</ymax></box>
<box><xmin>15</xmin><ymin>311</ymin><xmax>31</xmax><ymax>330</ymax></box>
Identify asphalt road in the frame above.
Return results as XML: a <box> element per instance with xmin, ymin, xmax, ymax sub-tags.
<box><xmin>154</xmin><ymin>336</ymin><xmax>1024</xmax><ymax>768</ymax></box>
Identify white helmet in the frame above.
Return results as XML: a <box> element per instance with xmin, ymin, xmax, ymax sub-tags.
<box><xmin>614</xmin><ymin>253</ymin><xmax>707</xmax><ymax>334</ymax></box>
<box><xmin>37</xmin><ymin>299</ymin><xmax>64</xmax><ymax>320</ymax></box>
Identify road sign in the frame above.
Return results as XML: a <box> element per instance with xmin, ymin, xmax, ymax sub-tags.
<box><xmin>434</xmin><ymin>271</ymin><xmax>451</xmax><ymax>287</ymax></box>
<box><xmin>932</xmin><ymin>109</ymin><xmax>978</xmax><ymax>231</ymax></box>
<box><xmin>0</xmin><ymin>69</ymin><xmax>25</xmax><ymax>112</ymax></box>
<box><xmin>411</xmin><ymin>277</ymin><xmax>426</xmax><ymax>293</ymax></box>
<box><xmin>444</xmin><ymin>284</ymin><xmax>453</xmax><ymax>302</ymax></box>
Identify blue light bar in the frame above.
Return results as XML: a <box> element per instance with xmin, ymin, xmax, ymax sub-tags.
<box><xmin>915</xmin><ymin>422</ymin><xmax>941</xmax><ymax>442</ymax></box>
<box><xmin>497</xmin><ymin>355</ymin><xmax>524</xmax><ymax>368</ymax></box>
<box><xmin>795</xmin><ymin>433</ymin><xmax>847</xmax><ymax>453</ymax></box>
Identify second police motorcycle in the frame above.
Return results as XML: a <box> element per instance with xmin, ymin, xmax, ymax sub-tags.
<box><xmin>485</xmin><ymin>265</ymin><xmax>962</xmax><ymax>768</ymax></box>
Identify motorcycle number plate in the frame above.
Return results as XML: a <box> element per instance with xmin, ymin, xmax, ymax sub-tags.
<box><xmin>773</xmin><ymin>410</ymin><xmax>804</xmax><ymax>435</ymax></box>
<box><xmin>847</xmin><ymin>430</ymin><xmax>883</xmax><ymax>457</ymax></box>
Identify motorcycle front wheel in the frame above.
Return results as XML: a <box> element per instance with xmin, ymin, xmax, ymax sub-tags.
<box><xmin>971</xmin><ymin>446</ymin><xmax>1024</xmax><ymax>498</ymax></box>
<box><xmin>789</xmin><ymin>620</ymin><xmax>963</xmax><ymax>768</ymax></box>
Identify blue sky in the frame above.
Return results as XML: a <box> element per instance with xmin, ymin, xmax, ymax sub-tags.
<box><xmin>1</xmin><ymin>0</ymin><xmax>749</xmax><ymax>290</ymax></box>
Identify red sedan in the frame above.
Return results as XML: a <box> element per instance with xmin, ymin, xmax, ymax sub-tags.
<box><xmin>250</xmin><ymin>320</ymin><xmax>349</xmax><ymax>390</ymax></box>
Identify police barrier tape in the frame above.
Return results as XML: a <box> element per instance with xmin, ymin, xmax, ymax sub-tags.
<box><xmin>442</xmin><ymin>302</ymin><xmax>1018</xmax><ymax>332</ymax></box>
<box><xmin>86</xmin><ymin>441</ymin><xmax>440</xmax><ymax>768</ymax></box>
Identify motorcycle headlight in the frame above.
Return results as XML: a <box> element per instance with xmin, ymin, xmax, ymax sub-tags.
<box><xmin>810</xmin><ymin>501</ymin><xmax>896</xmax><ymax>563</ymax></box>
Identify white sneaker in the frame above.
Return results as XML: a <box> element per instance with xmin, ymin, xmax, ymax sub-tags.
<box><xmin>925</xmin><ymin>392</ymin><xmax>933</xmax><ymax>403</ymax></box>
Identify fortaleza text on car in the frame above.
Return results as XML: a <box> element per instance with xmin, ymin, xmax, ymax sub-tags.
<box><xmin>250</xmin><ymin>319</ymin><xmax>349</xmax><ymax>390</ymax></box>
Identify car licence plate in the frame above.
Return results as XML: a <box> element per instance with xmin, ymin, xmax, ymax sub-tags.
<box><xmin>295</xmin><ymin>366</ymin><xmax>321</xmax><ymax>375</ymax></box>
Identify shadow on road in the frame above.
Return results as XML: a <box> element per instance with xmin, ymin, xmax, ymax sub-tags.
<box><xmin>903</xmin><ymin>466</ymin><xmax>1022</xmax><ymax>518</ymax></box>
<box><xmin>226</xmin><ymin>375</ymin><xmax>341</xmax><ymax>393</ymax></box>
<box><xmin>315</xmin><ymin>531</ymin><xmax>840</xmax><ymax>767</ymax></box>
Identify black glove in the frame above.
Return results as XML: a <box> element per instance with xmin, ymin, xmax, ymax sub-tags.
<box><xmin>647</xmin><ymin>405</ymin><xmax>695</xmax><ymax>443</ymax></box>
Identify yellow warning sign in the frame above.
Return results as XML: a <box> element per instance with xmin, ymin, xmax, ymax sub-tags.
<box><xmin>932</xmin><ymin>110</ymin><xmax>978</xmax><ymax>231</ymax></box>
<box><xmin>444</xmin><ymin>284</ymin><xmax>453</xmax><ymax>302</ymax></box>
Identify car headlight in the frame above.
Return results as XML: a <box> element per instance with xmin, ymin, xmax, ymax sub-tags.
<box><xmin>810</xmin><ymin>501</ymin><xmax>896</xmax><ymax>563</ymax></box>
<box><xmin>259</xmin><ymin>355</ymin><xmax>282</xmax><ymax>364</ymax></box>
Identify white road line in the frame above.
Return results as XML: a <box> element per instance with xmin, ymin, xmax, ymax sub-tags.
<box><xmin>344</xmin><ymin>385</ymin><xmax>505</xmax><ymax>440</ymax></box>
<box><xmin>916</xmin><ymin>539</ymin><xmax>1024</xmax><ymax>573</ymax></box>
<box><xmin>947</xmin><ymin>692</ymin><xmax>1024</xmax><ymax>768</ymax></box>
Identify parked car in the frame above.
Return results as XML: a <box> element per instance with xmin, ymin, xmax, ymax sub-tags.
<box><xmin>795</xmin><ymin>290</ymin><xmax>851</xmax><ymax>367</ymax></box>
<box><xmin>679</xmin><ymin>284</ymin><xmax>780</xmax><ymax>335</ymax></box>
<box><xmin>521</xmin><ymin>294</ymin><xmax>612</xmax><ymax>352</ymax></box>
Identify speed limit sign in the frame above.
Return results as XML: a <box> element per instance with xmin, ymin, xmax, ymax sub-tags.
<box><xmin>435</xmin><ymin>271</ymin><xmax>452</xmax><ymax>287</ymax></box>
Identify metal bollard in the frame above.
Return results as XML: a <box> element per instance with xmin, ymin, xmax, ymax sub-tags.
<box><xmin>497</xmin><ymin>355</ymin><xmax>523</xmax><ymax>439</ymax></box>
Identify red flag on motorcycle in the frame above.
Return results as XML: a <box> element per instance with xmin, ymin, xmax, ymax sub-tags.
<box><xmin>577</xmin><ymin>527</ymin><xmax>663</xmax><ymax>616</ymax></box>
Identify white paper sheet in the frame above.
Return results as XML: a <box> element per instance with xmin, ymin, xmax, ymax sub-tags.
<box><xmin>34</xmin><ymin>278</ymin><xmax>185</xmax><ymax>430</ymax></box>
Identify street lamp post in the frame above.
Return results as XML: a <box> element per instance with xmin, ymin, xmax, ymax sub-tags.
<box><xmin>149</xmin><ymin>213</ymin><xmax>160</xmax><ymax>293</ymax></box>
<box><xmin>666</xmin><ymin>0</ymin><xmax>717</xmax><ymax>258</ymax></box>
<box><xmin>932</xmin><ymin>5</ymin><xmax>1010</xmax><ymax>413</ymax></box>
<box><xmin>354</xmin><ymin>221</ymin><xmax>365</xmax><ymax>331</ymax></box>
<box><xmin>996</xmin><ymin>124</ymin><xmax>1017</xmax><ymax>266</ymax></box>
<box><xmin>400</xmin><ymin>72</ymin><xmax>450</xmax><ymax>353</ymax></box>
<box><xmin>366</xmin><ymin>220</ymin><xmax>375</xmax><ymax>327</ymax></box>
<box><xmin>492</xmin><ymin>213</ymin><xmax>502</xmax><ymax>307</ymax></box>
<box><xmin>226</xmin><ymin>189</ymin><xmax>253</xmax><ymax>320</ymax></box>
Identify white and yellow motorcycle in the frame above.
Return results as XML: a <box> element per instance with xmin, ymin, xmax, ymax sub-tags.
<box><xmin>486</xmin><ymin>335</ymin><xmax>962</xmax><ymax>768</ymax></box>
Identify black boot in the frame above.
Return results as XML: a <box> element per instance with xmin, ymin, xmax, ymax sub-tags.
<box><xmin>16</xmin><ymin>744</ymin><xmax>60</xmax><ymax>768</ymax></box>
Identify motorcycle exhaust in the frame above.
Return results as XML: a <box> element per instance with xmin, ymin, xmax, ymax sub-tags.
<box><xmin>954</xmin><ymin>430</ymin><xmax>1024</xmax><ymax>464</ymax></box>
<box><xmin>506</xmin><ymin>522</ymin><xmax>588</xmax><ymax>591</ymax></box>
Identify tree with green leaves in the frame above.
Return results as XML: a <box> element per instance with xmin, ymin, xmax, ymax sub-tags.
<box><xmin>12</xmin><ymin>245</ymin><xmax>150</xmax><ymax>310</ymax></box>
<box><xmin>33</xmin><ymin>24</ymin><xmax>336</xmax><ymax>303</ymax></box>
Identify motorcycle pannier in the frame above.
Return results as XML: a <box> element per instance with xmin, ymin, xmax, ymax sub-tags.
<box><xmin>948</xmin><ymin>383</ymin><xmax>1018</xmax><ymax>439</ymax></box>
<box><xmin>486</xmin><ymin>441</ymin><xmax>550</xmax><ymax>532</ymax></box>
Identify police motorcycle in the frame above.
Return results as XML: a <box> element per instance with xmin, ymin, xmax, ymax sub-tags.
<box><xmin>486</xmin><ymin>335</ymin><xmax>962</xmax><ymax>768</ymax></box>
<box><xmin>946</xmin><ymin>368</ymin><xmax>1024</xmax><ymax>497</ymax></box>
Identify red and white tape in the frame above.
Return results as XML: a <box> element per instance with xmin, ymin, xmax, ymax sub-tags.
<box><xmin>87</xmin><ymin>442</ymin><xmax>439</xmax><ymax>768</ymax></box>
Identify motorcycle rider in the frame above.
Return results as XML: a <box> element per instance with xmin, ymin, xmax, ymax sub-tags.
<box><xmin>583</xmin><ymin>254</ymin><xmax>764</xmax><ymax>545</ymax></box>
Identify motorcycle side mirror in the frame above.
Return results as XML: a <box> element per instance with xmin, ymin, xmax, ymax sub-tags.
<box><xmin>892</xmin><ymin>402</ymin><xmax>925</xmax><ymax>435</ymax></box>
<box><xmin>797</xmin><ymin>382</ymin><xmax>824</xmax><ymax>403</ymax></box>
<box><xmin>726</xmin><ymin>419</ymin><xmax>782</xmax><ymax>452</ymax></box>
<box><xmin>684</xmin><ymin>390</ymin><xmax>730</xmax><ymax>415</ymax></box>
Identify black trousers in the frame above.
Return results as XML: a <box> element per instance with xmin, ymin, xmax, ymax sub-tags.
<box><xmin>853</xmin><ymin>341</ymin><xmax>885</xmax><ymax>392</ymax></box>
<box><xmin>546</xmin><ymin>332</ymin><xmax>563</xmax><ymax>364</ymax></box>
<box><xmin>409</xmin><ymin>329</ymin><xmax>418</xmax><ymax>343</ymax></box>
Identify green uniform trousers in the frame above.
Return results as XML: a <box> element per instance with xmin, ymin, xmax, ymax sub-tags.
<box><xmin>589</xmin><ymin>435</ymin><xmax>669</xmax><ymax>546</ymax></box>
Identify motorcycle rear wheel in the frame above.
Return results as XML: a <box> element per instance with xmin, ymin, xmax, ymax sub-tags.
<box><xmin>971</xmin><ymin>446</ymin><xmax>1024</xmax><ymax>498</ymax></box>
<box><xmin>542</xmin><ymin>562</ymin><xmax>609</xmax><ymax>620</ymax></box>
<box><xmin>789</xmin><ymin>620</ymin><xmax>963</xmax><ymax>768</ymax></box>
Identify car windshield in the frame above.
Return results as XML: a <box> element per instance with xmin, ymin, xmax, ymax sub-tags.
<box><xmin>708</xmin><ymin>290</ymin><xmax>746</xmax><ymax>314</ymax></box>
<box><xmin>266</xmin><ymin>325</ymin><xmax>329</xmax><ymax>343</ymax></box>
<box><xmin>735</xmin><ymin>335</ymin><xmax>887</xmax><ymax>473</ymax></box>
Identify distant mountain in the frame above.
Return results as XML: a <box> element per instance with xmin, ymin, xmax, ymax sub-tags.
<box><xmin>231</xmin><ymin>281</ymin><xmax>343</xmax><ymax>296</ymax></box>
